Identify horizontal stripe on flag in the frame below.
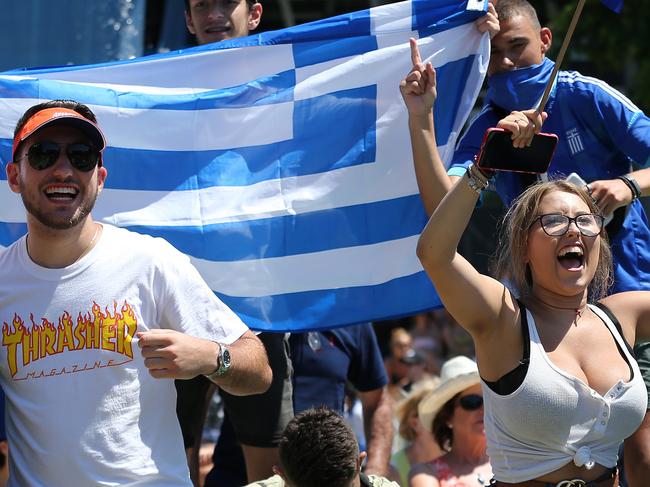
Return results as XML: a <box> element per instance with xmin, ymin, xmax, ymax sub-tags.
<box><xmin>8</xmin><ymin>44</ymin><xmax>297</xmax><ymax>91</ymax></box>
<box><xmin>0</xmin><ymin>223</ymin><xmax>427</xmax><ymax>298</ymax></box>
<box><xmin>217</xmin><ymin>271</ymin><xmax>441</xmax><ymax>332</ymax></box>
<box><xmin>1</xmin><ymin>102</ymin><xmax>295</xmax><ymax>153</ymax></box>
<box><xmin>0</xmin><ymin>71</ymin><xmax>295</xmax><ymax>109</ymax></box>
<box><xmin>120</xmin><ymin>195</ymin><xmax>428</xmax><ymax>261</ymax></box>
<box><xmin>193</xmin><ymin>234</ymin><xmax>424</xmax><ymax>297</ymax></box>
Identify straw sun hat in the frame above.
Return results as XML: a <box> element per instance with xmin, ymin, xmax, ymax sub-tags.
<box><xmin>418</xmin><ymin>356</ymin><xmax>480</xmax><ymax>431</ymax></box>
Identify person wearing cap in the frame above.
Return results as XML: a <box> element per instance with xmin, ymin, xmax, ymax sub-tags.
<box><xmin>0</xmin><ymin>99</ymin><xmax>272</xmax><ymax>486</ymax></box>
<box><xmin>408</xmin><ymin>356</ymin><xmax>491</xmax><ymax>487</ymax></box>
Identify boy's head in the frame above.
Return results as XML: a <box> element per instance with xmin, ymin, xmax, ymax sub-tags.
<box><xmin>184</xmin><ymin>0</ymin><xmax>262</xmax><ymax>45</ymax></box>
<box><xmin>488</xmin><ymin>0</ymin><xmax>552</xmax><ymax>76</ymax></box>
<box><xmin>274</xmin><ymin>407</ymin><xmax>365</xmax><ymax>487</ymax></box>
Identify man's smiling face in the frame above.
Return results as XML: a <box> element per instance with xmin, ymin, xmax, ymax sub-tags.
<box><xmin>8</xmin><ymin>125</ymin><xmax>106</xmax><ymax>231</ymax></box>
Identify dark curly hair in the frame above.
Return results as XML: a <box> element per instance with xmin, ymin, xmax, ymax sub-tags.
<box><xmin>279</xmin><ymin>407</ymin><xmax>359</xmax><ymax>487</ymax></box>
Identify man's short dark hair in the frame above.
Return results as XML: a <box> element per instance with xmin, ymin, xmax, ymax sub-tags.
<box><xmin>279</xmin><ymin>407</ymin><xmax>359</xmax><ymax>487</ymax></box>
<box><xmin>13</xmin><ymin>99</ymin><xmax>98</xmax><ymax>157</ymax></box>
<box><xmin>496</xmin><ymin>0</ymin><xmax>542</xmax><ymax>30</ymax></box>
<box><xmin>184</xmin><ymin>0</ymin><xmax>258</xmax><ymax>13</ymax></box>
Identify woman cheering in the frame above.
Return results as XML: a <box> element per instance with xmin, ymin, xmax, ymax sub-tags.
<box><xmin>402</xmin><ymin>39</ymin><xmax>648</xmax><ymax>486</ymax></box>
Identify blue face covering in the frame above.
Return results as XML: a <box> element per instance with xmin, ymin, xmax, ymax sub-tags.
<box><xmin>485</xmin><ymin>58</ymin><xmax>556</xmax><ymax>112</ymax></box>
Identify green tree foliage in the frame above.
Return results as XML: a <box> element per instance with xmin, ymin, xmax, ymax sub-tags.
<box><xmin>537</xmin><ymin>0</ymin><xmax>650</xmax><ymax>112</ymax></box>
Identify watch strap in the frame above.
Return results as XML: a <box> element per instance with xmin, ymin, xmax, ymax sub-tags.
<box><xmin>204</xmin><ymin>342</ymin><xmax>230</xmax><ymax>380</ymax></box>
<box><xmin>618</xmin><ymin>174</ymin><xmax>641</xmax><ymax>201</ymax></box>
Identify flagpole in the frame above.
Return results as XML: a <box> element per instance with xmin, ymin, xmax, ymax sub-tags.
<box><xmin>536</xmin><ymin>0</ymin><xmax>586</xmax><ymax>113</ymax></box>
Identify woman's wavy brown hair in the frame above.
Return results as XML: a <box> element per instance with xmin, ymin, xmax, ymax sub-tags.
<box><xmin>491</xmin><ymin>180</ymin><xmax>613</xmax><ymax>301</ymax></box>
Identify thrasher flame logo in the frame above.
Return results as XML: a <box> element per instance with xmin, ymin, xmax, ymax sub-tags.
<box><xmin>2</xmin><ymin>301</ymin><xmax>137</xmax><ymax>379</ymax></box>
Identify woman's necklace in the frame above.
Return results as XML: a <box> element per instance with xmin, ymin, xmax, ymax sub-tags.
<box><xmin>534</xmin><ymin>296</ymin><xmax>588</xmax><ymax>325</ymax></box>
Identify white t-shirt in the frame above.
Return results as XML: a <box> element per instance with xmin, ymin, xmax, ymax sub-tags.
<box><xmin>0</xmin><ymin>224</ymin><xmax>249</xmax><ymax>486</ymax></box>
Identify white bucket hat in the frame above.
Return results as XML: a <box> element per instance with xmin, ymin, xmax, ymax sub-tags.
<box><xmin>418</xmin><ymin>356</ymin><xmax>480</xmax><ymax>431</ymax></box>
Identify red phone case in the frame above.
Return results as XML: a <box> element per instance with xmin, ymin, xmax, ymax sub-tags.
<box><xmin>475</xmin><ymin>127</ymin><xmax>558</xmax><ymax>174</ymax></box>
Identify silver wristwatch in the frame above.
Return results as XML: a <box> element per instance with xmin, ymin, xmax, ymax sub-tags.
<box><xmin>204</xmin><ymin>342</ymin><xmax>231</xmax><ymax>380</ymax></box>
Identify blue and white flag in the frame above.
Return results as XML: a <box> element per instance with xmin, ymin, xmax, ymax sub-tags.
<box><xmin>0</xmin><ymin>0</ymin><xmax>489</xmax><ymax>332</ymax></box>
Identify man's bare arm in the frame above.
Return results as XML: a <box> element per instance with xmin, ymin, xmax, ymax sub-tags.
<box><xmin>137</xmin><ymin>329</ymin><xmax>272</xmax><ymax>396</ymax></box>
<box><xmin>360</xmin><ymin>386</ymin><xmax>394</xmax><ymax>476</ymax></box>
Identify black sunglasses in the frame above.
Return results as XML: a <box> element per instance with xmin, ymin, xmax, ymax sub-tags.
<box><xmin>457</xmin><ymin>394</ymin><xmax>483</xmax><ymax>411</ymax></box>
<box><xmin>21</xmin><ymin>141</ymin><xmax>101</xmax><ymax>172</ymax></box>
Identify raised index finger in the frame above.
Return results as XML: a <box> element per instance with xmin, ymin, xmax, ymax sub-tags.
<box><xmin>410</xmin><ymin>38</ymin><xmax>422</xmax><ymax>67</ymax></box>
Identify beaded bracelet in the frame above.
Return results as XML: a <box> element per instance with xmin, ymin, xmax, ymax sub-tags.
<box><xmin>466</xmin><ymin>164</ymin><xmax>490</xmax><ymax>194</ymax></box>
<box><xmin>618</xmin><ymin>174</ymin><xmax>641</xmax><ymax>201</ymax></box>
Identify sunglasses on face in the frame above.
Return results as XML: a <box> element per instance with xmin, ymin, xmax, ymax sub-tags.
<box><xmin>531</xmin><ymin>213</ymin><xmax>604</xmax><ymax>237</ymax></box>
<box><xmin>457</xmin><ymin>394</ymin><xmax>483</xmax><ymax>411</ymax></box>
<box><xmin>21</xmin><ymin>141</ymin><xmax>100</xmax><ymax>172</ymax></box>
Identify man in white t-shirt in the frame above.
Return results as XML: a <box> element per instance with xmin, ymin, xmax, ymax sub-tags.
<box><xmin>0</xmin><ymin>99</ymin><xmax>272</xmax><ymax>486</ymax></box>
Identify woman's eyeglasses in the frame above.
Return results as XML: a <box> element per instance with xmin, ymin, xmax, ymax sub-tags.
<box><xmin>532</xmin><ymin>213</ymin><xmax>604</xmax><ymax>237</ymax></box>
<box><xmin>19</xmin><ymin>141</ymin><xmax>100</xmax><ymax>172</ymax></box>
<box><xmin>457</xmin><ymin>394</ymin><xmax>483</xmax><ymax>411</ymax></box>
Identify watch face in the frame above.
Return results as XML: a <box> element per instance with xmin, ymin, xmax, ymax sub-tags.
<box><xmin>222</xmin><ymin>347</ymin><xmax>231</xmax><ymax>369</ymax></box>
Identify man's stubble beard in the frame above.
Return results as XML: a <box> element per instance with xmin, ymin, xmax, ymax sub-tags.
<box><xmin>21</xmin><ymin>184</ymin><xmax>98</xmax><ymax>230</ymax></box>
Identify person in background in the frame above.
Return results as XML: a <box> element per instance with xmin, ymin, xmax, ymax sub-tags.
<box><xmin>409</xmin><ymin>357</ymin><xmax>491</xmax><ymax>487</ymax></box>
<box><xmin>384</xmin><ymin>328</ymin><xmax>418</xmax><ymax>399</ymax></box>
<box><xmin>185</xmin><ymin>0</ymin><xmax>262</xmax><ymax>46</ymax></box>
<box><xmin>246</xmin><ymin>407</ymin><xmax>400</xmax><ymax>487</ymax></box>
<box><xmin>182</xmin><ymin>2</ymin><xmax>293</xmax><ymax>485</ymax></box>
<box><xmin>289</xmin><ymin>324</ymin><xmax>394</xmax><ymax>476</ymax></box>
<box><xmin>388</xmin><ymin>379</ymin><xmax>442</xmax><ymax>487</ymax></box>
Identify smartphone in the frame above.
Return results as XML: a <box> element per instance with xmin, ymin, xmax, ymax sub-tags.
<box><xmin>475</xmin><ymin>127</ymin><xmax>558</xmax><ymax>174</ymax></box>
<box><xmin>565</xmin><ymin>172</ymin><xmax>613</xmax><ymax>225</ymax></box>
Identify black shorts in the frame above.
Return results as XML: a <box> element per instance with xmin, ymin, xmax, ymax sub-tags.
<box><xmin>220</xmin><ymin>332</ymin><xmax>294</xmax><ymax>447</ymax></box>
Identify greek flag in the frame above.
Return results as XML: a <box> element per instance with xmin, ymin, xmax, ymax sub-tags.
<box><xmin>0</xmin><ymin>0</ymin><xmax>489</xmax><ymax>332</ymax></box>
